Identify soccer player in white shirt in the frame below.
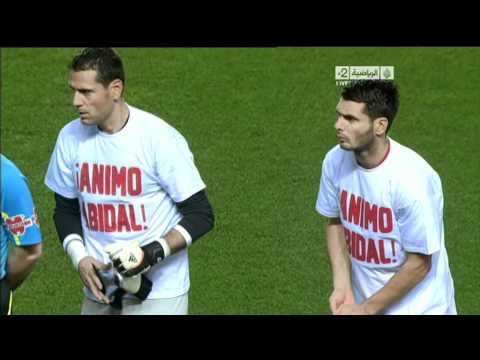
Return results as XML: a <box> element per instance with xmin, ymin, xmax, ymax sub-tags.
<box><xmin>45</xmin><ymin>48</ymin><xmax>214</xmax><ymax>315</ymax></box>
<box><xmin>316</xmin><ymin>80</ymin><xmax>456</xmax><ymax>315</ymax></box>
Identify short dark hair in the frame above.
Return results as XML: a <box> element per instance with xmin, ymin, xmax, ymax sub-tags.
<box><xmin>341</xmin><ymin>80</ymin><xmax>399</xmax><ymax>133</ymax></box>
<box><xmin>70</xmin><ymin>48</ymin><xmax>125</xmax><ymax>88</ymax></box>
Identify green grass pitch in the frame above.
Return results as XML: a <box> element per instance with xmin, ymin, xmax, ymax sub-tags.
<box><xmin>1</xmin><ymin>48</ymin><xmax>478</xmax><ymax>314</ymax></box>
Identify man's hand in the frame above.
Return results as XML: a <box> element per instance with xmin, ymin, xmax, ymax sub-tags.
<box><xmin>105</xmin><ymin>240</ymin><xmax>167</xmax><ymax>277</ymax></box>
<box><xmin>78</xmin><ymin>257</ymin><xmax>110</xmax><ymax>303</ymax></box>
<box><xmin>329</xmin><ymin>288</ymin><xmax>356</xmax><ymax>314</ymax></box>
<box><xmin>336</xmin><ymin>303</ymin><xmax>370</xmax><ymax>315</ymax></box>
<box><xmin>325</xmin><ymin>218</ymin><xmax>356</xmax><ymax>314</ymax></box>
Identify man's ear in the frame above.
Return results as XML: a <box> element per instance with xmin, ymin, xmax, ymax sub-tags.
<box><xmin>374</xmin><ymin>117</ymin><xmax>389</xmax><ymax>136</ymax></box>
<box><xmin>109</xmin><ymin>79</ymin><xmax>124</xmax><ymax>101</ymax></box>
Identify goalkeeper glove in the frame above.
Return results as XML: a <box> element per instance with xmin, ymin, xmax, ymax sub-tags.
<box><xmin>104</xmin><ymin>238</ymin><xmax>171</xmax><ymax>277</ymax></box>
<box><xmin>114</xmin><ymin>271</ymin><xmax>152</xmax><ymax>301</ymax></box>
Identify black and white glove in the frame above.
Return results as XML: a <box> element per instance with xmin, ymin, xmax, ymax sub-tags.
<box><xmin>114</xmin><ymin>271</ymin><xmax>153</xmax><ymax>301</ymax></box>
<box><xmin>104</xmin><ymin>239</ymin><xmax>171</xmax><ymax>277</ymax></box>
<box><xmin>108</xmin><ymin>270</ymin><xmax>153</xmax><ymax>310</ymax></box>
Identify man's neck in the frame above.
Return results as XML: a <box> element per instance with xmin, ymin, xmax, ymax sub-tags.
<box><xmin>355</xmin><ymin>137</ymin><xmax>390</xmax><ymax>169</ymax></box>
<box><xmin>99</xmin><ymin>101</ymin><xmax>129</xmax><ymax>134</ymax></box>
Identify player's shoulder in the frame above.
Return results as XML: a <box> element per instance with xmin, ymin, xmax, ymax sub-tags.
<box><xmin>389</xmin><ymin>139</ymin><xmax>442</xmax><ymax>200</ymax></box>
<box><xmin>390</xmin><ymin>138</ymin><xmax>439</xmax><ymax>178</ymax></box>
<box><xmin>1</xmin><ymin>154</ymin><xmax>23</xmax><ymax>177</ymax></box>
<box><xmin>129</xmin><ymin>105</ymin><xmax>185</xmax><ymax>141</ymax></box>
<box><xmin>1</xmin><ymin>154</ymin><xmax>15</xmax><ymax>171</ymax></box>
<box><xmin>2</xmin><ymin>153</ymin><xmax>17</xmax><ymax>175</ymax></box>
<box><xmin>1</xmin><ymin>154</ymin><xmax>26</xmax><ymax>190</ymax></box>
<box><xmin>130</xmin><ymin>105</ymin><xmax>170</xmax><ymax>129</ymax></box>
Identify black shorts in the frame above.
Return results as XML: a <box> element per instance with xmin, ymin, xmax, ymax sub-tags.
<box><xmin>0</xmin><ymin>277</ymin><xmax>13</xmax><ymax>315</ymax></box>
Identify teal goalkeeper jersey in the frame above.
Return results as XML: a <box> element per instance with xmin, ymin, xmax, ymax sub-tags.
<box><xmin>1</xmin><ymin>154</ymin><xmax>42</xmax><ymax>280</ymax></box>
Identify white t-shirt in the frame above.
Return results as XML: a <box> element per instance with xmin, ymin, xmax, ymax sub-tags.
<box><xmin>316</xmin><ymin>138</ymin><xmax>456</xmax><ymax>314</ymax></box>
<box><xmin>45</xmin><ymin>104</ymin><xmax>206</xmax><ymax>300</ymax></box>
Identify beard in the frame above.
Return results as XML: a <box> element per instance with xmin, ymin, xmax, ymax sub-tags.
<box><xmin>353</xmin><ymin>133</ymin><xmax>376</xmax><ymax>153</ymax></box>
<box><xmin>339</xmin><ymin>127</ymin><xmax>376</xmax><ymax>153</ymax></box>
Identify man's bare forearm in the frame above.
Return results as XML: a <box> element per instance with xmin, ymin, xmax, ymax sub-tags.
<box><xmin>7</xmin><ymin>244</ymin><xmax>42</xmax><ymax>290</ymax></box>
<box><xmin>326</xmin><ymin>218</ymin><xmax>352</xmax><ymax>290</ymax></box>
<box><xmin>363</xmin><ymin>252</ymin><xmax>431</xmax><ymax>314</ymax></box>
<box><xmin>164</xmin><ymin>228</ymin><xmax>187</xmax><ymax>254</ymax></box>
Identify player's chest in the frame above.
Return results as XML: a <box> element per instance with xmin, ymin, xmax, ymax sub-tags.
<box><xmin>72</xmin><ymin>145</ymin><xmax>160</xmax><ymax>202</ymax></box>
<box><xmin>337</xmin><ymin>172</ymin><xmax>405</xmax><ymax>268</ymax></box>
<box><xmin>337</xmin><ymin>171</ymin><xmax>394</xmax><ymax>210</ymax></box>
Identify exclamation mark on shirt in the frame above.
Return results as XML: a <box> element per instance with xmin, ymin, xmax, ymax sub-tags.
<box><xmin>391</xmin><ymin>240</ymin><xmax>396</xmax><ymax>263</ymax></box>
<box><xmin>141</xmin><ymin>204</ymin><xmax>148</xmax><ymax>230</ymax></box>
<box><xmin>75</xmin><ymin>163</ymin><xmax>80</xmax><ymax>189</ymax></box>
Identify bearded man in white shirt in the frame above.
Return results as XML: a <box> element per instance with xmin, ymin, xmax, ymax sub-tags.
<box><xmin>316</xmin><ymin>80</ymin><xmax>456</xmax><ymax>315</ymax></box>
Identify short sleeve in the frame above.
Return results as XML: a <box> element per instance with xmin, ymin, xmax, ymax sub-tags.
<box><xmin>2</xmin><ymin>160</ymin><xmax>42</xmax><ymax>246</ymax></box>
<box><xmin>316</xmin><ymin>151</ymin><xmax>340</xmax><ymax>218</ymax></box>
<box><xmin>44</xmin><ymin>129</ymin><xmax>78</xmax><ymax>199</ymax></box>
<box><xmin>395</xmin><ymin>174</ymin><xmax>443</xmax><ymax>255</ymax></box>
<box><xmin>154</xmin><ymin>127</ymin><xmax>206</xmax><ymax>203</ymax></box>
